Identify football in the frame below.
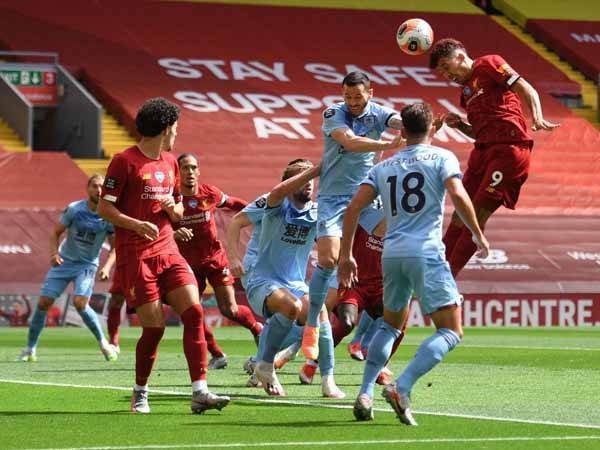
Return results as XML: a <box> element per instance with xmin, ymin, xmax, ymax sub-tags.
<box><xmin>396</xmin><ymin>18</ymin><xmax>434</xmax><ymax>55</ymax></box>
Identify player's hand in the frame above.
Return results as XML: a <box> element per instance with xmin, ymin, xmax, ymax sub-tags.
<box><xmin>443</xmin><ymin>113</ymin><xmax>463</xmax><ymax>128</ymax></box>
<box><xmin>50</xmin><ymin>254</ymin><xmax>63</xmax><ymax>267</ymax></box>
<box><xmin>174</xmin><ymin>227</ymin><xmax>194</xmax><ymax>242</ymax></box>
<box><xmin>433</xmin><ymin>114</ymin><xmax>445</xmax><ymax>132</ymax></box>
<box><xmin>472</xmin><ymin>233</ymin><xmax>490</xmax><ymax>259</ymax></box>
<box><xmin>98</xmin><ymin>266</ymin><xmax>111</xmax><ymax>281</ymax></box>
<box><xmin>386</xmin><ymin>134</ymin><xmax>405</xmax><ymax>151</ymax></box>
<box><xmin>338</xmin><ymin>256</ymin><xmax>358</xmax><ymax>289</ymax></box>
<box><xmin>532</xmin><ymin>118</ymin><xmax>560</xmax><ymax>132</ymax></box>
<box><xmin>159</xmin><ymin>195</ymin><xmax>176</xmax><ymax>212</ymax></box>
<box><xmin>230</xmin><ymin>257</ymin><xmax>245</xmax><ymax>278</ymax></box>
<box><xmin>134</xmin><ymin>221</ymin><xmax>159</xmax><ymax>241</ymax></box>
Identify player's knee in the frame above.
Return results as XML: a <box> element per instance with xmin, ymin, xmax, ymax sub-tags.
<box><xmin>317</xmin><ymin>254</ymin><xmax>337</xmax><ymax>269</ymax></box>
<box><xmin>37</xmin><ymin>297</ymin><xmax>54</xmax><ymax>310</ymax></box>
<box><xmin>283</xmin><ymin>300</ymin><xmax>302</xmax><ymax>321</ymax></box>
<box><xmin>73</xmin><ymin>297</ymin><xmax>88</xmax><ymax>311</ymax></box>
<box><xmin>338</xmin><ymin>312</ymin><xmax>355</xmax><ymax>334</ymax></box>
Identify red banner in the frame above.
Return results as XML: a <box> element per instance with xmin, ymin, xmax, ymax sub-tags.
<box><xmin>527</xmin><ymin>19</ymin><xmax>600</xmax><ymax>81</ymax></box>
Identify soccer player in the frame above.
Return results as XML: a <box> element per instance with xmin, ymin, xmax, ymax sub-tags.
<box><xmin>429</xmin><ymin>38</ymin><xmax>559</xmax><ymax>277</ymax></box>
<box><xmin>97</xmin><ymin>98</ymin><xmax>229</xmax><ymax>414</ymax></box>
<box><xmin>0</xmin><ymin>298</ymin><xmax>31</xmax><ymax>327</ymax></box>
<box><xmin>18</xmin><ymin>174</ymin><xmax>118</xmax><ymax>362</ymax></box>
<box><xmin>246</xmin><ymin>160</ymin><xmax>344</xmax><ymax>398</ymax></box>
<box><xmin>174</xmin><ymin>152</ymin><xmax>262</xmax><ymax>368</ymax></box>
<box><xmin>302</xmin><ymin>71</ymin><xmax>404</xmax><ymax>360</ymax></box>
<box><xmin>339</xmin><ymin>103</ymin><xmax>489</xmax><ymax>425</ymax></box>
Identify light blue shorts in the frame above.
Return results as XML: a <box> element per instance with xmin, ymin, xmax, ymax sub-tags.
<box><xmin>40</xmin><ymin>260</ymin><xmax>98</xmax><ymax>299</ymax></box>
<box><xmin>382</xmin><ymin>256</ymin><xmax>461</xmax><ymax>315</ymax></box>
<box><xmin>246</xmin><ymin>277</ymin><xmax>308</xmax><ymax>318</ymax></box>
<box><xmin>317</xmin><ymin>195</ymin><xmax>385</xmax><ymax>239</ymax></box>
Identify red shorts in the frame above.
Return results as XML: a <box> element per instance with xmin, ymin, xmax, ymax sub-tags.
<box><xmin>109</xmin><ymin>270</ymin><xmax>124</xmax><ymax>296</ymax></box>
<box><xmin>190</xmin><ymin>251</ymin><xmax>234</xmax><ymax>295</ymax></box>
<box><xmin>463</xmin><ymin>142</ymin><xmax>532</xmax><ymax>210</ymax></box>
<box><xmin>120</xmin><ymin>253</ymin><xmax>197</xmax><ymax>309</ymax></box>
<box><xmin>335</xmin><ymin>283</ymin><xmax>383</xmax><ymax>319</ymax></box>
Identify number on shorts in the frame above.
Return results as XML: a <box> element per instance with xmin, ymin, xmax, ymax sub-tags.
<box><xmin>490</xmin><ymin>170</ymin><xmax>503</xmax><ymax>187</ymax></box>
<box><xmin>386</xmin><ymin>172</ymin><xmax>426</xmax><ymax>215</ymax></box>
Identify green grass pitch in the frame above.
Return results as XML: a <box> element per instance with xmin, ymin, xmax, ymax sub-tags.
<box><xmin>1</xmin><ymin>326</ymin><xmax>599</xmax><ymax>449</ymax></box>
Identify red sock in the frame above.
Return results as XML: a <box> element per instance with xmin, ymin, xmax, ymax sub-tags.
<box><xmin>203</xmin><ymin>319</ymin><xmax>225</xmax><ymax>358</ymax></box>
<box><xmin>233</xmin><ymin>305</ymin><xmax>261</xmax><ymax>337</ymax></box>
<box><xmin>107</xmin><ymin>306</ymin><xmax>122</xmax><ymax>347</ymax></box>
<box><xmin>443</xmin><ymin>222</ymin><xmax>464</xmax><ymax>261</ymax></box>
<box><xmin>448</xmin><ymin>228</ymin><xmax>478</xmax><ymax>277</ymax></box>
<box><xmin>331</xmin><ymin>313</ymin><xmax>351</xmax><ymax>347</ymax></box>
<box><xmin>181</xmin><ymin>304</ymin><xmax>208</xmax><ymax>382</ymax></box>
<box><xmin>135</xmin><ymin>327</ymin><xmax>164</xmax><ymax>386</ymax></box>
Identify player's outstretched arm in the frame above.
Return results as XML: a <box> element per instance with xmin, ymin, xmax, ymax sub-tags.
<box><xmin>445</xmin><ymin>177</ymin><xmax>490</xmax><ymax>258</ymax></box>
<box><xmin>220</xmin><ymin>195</ymin><xmax>248</xmax><ymax>212</ymax></box>
<box><xmin>98</xmin><ymin>235</ymin><xmax>116</xmax><ymax>280</ymax></box>
<box><xmin>267</xmin><ymin>164</ymin><xmax>321</xmax><ymax>208</ymax></box>
<box><xmin>338</xmin><ymin>184</ymin><xmax>377</xmax><ymax>288</ymax></box>
<box><xmin>225</xmin><ymin>212</ymin><xmax>253</xmax><ymax>277</ymax></box>
<box><xmin>443</xmin><ymin>113</ymin><xmax>475</xmax><ymax>138</ymax></box>
<box><xmin>49</xmin><ymin>222</ymin><xmax>67</xmax><ymax>267</ymax></box>
<box><xmin>97</xmin><ymin>199</ymin><xmax>159</xmax><ymax>241</ymax></box>
<box><xmin>330</xmin><ymin>128</ymin><xmax>404</xmax><ymax>153</ymax></box>
<box><xmin>512</xmin><ymin>78</ymin><xmax>560</xmax><ymax>131</ymax></box>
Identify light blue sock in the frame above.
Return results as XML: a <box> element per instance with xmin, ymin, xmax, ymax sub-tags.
<box><xmin>27</xmin><ymin>307</ymin><xmax>47</xmax><ymax>349</ymax></box>
<box><xmin>260</xmin><ymin>313</ymin><xmax>294</xmax><ymax>363</ymax></box>
<box><xmin>361</xmin><ymin>316</ymin><xmax>383</xmax><ymax>351</ymax></box>
<box><xmin>307</xmin><ymin>266</ymin><xmax>335</xmax><ymax>327</ymax></box>
<box><xmin>396</xmin><ymin>328</ymin><xmax>461</xmax><ymax>396</ymax></box>
<box><xmin>280</xmin><ymin>324</ymin><xmax>303</xmax><ymax>350</ymax></box>
<box><xmin>317</xmin><ymin>321</ymin><xmax>335</xmax><ymax>377</ymax></box>
<box><xmin>253</xmin><ymin>318</ymin><xmax>269</xmax><ymax>361</ymax></box>
<box><xmin>359</xmin><ymin>321</ymin><xmax>401</xmax><ymax>398</ymax></box>
<box><xmin>350</xmin><ymin>311</ymin><xmax>373</xmax><ymax>345</ymax></box>
<box><xmin>78</xmin><ymin>305</ymin><xmax>106</xmax><ymax>342</ymax></box>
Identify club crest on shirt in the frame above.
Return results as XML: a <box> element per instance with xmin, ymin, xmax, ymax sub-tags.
<box><xmin>188</xmin><ymin>199</ymin><xmax>198</xmax><ymax>209</ymax></box>
<box><xmin>364</xmin><ymin>115</ymin><xmax>375</xmax><ymax>128</ymax></box>
<box><xmin>323</xmin><ymin>108</ymin><xmax>335</xmax><ymax>119</ymax></box>
<box><xmin>463</xmin><ymin>86</ymin><xmax>472</xmax><ymax>97</ymax></box>
<box><xmin>155</xmin><ymin>171</ymin><xmax>165</xmax><ymax>183</ymax></box>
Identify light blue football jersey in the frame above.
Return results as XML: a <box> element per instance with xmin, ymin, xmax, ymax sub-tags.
<box><xmin>59</xmin><ymin>200</ymin><xmax>114</xmax><ymax>266</ymax></box>
<box><xmin>362</xmin><ymin>144</ymin><xmax>462</xmax><ymax>259</ymax></box>
<box><xmin>241</xmin><ymin>193</ymin><xmax>268</xmax><ymax>273</ymax></box>
<box><xmin>252</xmin><ymin>198</ymin><xmax>318</xmax><ymax>290</ymax></box>
<box><xmin>320</xmin><ymin>101</ymin><xmax>398</xmax><ymax>196</ymax></box>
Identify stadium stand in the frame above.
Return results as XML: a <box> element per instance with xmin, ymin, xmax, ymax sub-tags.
<box><xmin>0</xmin><ymin>0</ymin><xmax>599</xmax><ymax>297</ymax></box>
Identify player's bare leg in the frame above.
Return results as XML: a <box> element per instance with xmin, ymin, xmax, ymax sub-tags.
<box><xmin>303</xmin><ymin>236</ymin><xmax>339</xmax><ymax>359</ymax></box>
<box><xmin>214</xmin><ymin>284</ymin><xmax>262</xmax><ymax>343</ymax></box>
<box><xmin>166</xmin><ymin>284</ymin><xmax>230</xmax><ymax>414</ymax></box>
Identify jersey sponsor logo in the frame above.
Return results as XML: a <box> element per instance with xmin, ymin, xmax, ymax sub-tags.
<box><xmin>255</xmin><ymin>197</ymin><xmax>267</xmax><ymax>208</ymax></box>
<box><xmin>105</xmin><ymin>177</ymin><xmax>118</xmax><ymax>190</ymax></box>
<box><xmin>188</xmin><ymin>199</ymin><xmax>198</xmax><ymax>209</ymax></box>
<box><xmin>155</xmin><ymin>171</ymin><xmax>165</xmax><ymax>183</ymax></box>
<box><xmin>323</xmin><ymin>108</ymin><xmax>335</xmax><ymax>118</ymax></box>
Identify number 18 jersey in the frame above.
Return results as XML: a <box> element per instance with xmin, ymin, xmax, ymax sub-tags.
<box><xmin>362</xmin><ymin>144</ymin><xmax>462</xmax><ymax>259</ymax></box>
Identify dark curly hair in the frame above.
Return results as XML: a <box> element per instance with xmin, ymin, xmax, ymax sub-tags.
<box><xmin>135</xmin><ymin>97</ymin><xmax>180</xmax><ymax>137</ymax></box>
<box><xmin>429</xmin><ymin>38</ymin><xmax>466</xmax><ymax>69</ymax></box>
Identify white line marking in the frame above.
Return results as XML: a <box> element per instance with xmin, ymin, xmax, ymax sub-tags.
<box><xmin>1</xmin><ymin>378</ymin><xmax>600</xmax><ymax>430</ymax></box>
<box><xmin>19</xmin><ymin>436</ymin><xmax>600</xmax><ymax>450</ymax></box>
<box><xmin>460</xmin><ymin>344</ymin><xmax>600</xmax><ymax>352</ymax></box>
<box><xmin>537</xmin><ymin>249</ymin><xmax>562</xmax><ymax>270</ymax></box>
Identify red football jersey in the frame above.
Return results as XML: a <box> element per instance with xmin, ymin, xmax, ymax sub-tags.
<box><xmin>176</xmin><ymin>184</ymin><xmax>227</xmax><ymax>266</ymax></box>
<box><xmin>102</xmin><ymin>146</ymin><xmax>181</xmax><ymax>262</ymax></box>
<box><xmin>460</xmin><ymin>55</ymin><xmax>532</xmax><ymax>146</ymax></box>
<box><xmin>353</xmin><ymin>224</ymin><xmax>383</xmax><ymax>286</ymax></box>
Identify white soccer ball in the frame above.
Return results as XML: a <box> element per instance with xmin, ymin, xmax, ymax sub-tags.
<box><xmin>396</xmin><ymin>18</ymin><xmax>434</xmax><ymax>55</ymax></box>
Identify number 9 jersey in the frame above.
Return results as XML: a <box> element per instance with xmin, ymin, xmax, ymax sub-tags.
<box><xmin>362</xmin><ymin>144</ymin><xmax>462</xmax><ymax>260</ymax></box>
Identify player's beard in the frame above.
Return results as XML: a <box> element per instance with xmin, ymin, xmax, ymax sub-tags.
<box><xmin>293</xmin><ymin>191</ymin><xmax>311</xmax><ymax>204</ymax></box>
